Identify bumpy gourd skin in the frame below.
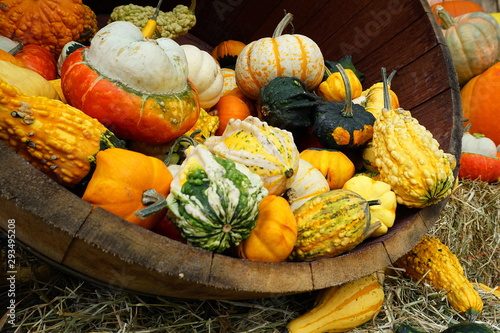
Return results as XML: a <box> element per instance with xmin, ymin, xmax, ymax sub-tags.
<box><xmin>395</xmin><ymin>236</ymin><xmax>483</xmax><ymax>320</ymax></box>
<box><xmin>372</xmin><ymin>107</ymin><xmax>456</xmax><ymax>208</ymax></box>
<box><xmin>0</xmin><ymin>0</ymin><xmax>98</xmax><ymax>57</ymax></box>
<box><xmin>108</xmin><ymin>3</ymin><xmax>196</xmax><ymax>39</ymax></box>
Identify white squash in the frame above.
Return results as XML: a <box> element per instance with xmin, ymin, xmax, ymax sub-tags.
<box><xmin>181</xmin><ymin>44</ymin><xmax>224</xmax><ymax>109</ymax></box>
<box><xmin>285</xmin><ymin>158</ymin><xmax>330</xmax><ymax>211</ymax></box>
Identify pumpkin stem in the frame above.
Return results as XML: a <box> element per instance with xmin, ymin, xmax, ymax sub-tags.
<box><xmin>336</xmin><ymin>63</ymin><xmax>354</xmax><ymax>117</ymax></box>
<box><xmin>164</xmin><ymin>130</ymin><xmax>200</xmax><ymax>166</ymax></box>
<box><xmin>272</xmin><ymin>11</ymin><xmax>294</xmax><ymax>38</ymax></box>
<box><xmin>435</xmin><ymin>5</ymin><xmax>456</xmax><ymax>29</ymax></box>
<box><xmin>381</xmin><ymin>67</ymin><xmax>390</xmax><ymax>111</ymax></box>
<box><xmin>134</xmin><ymin>188</ymin><xmax>167</xmax><ymax>219</ymax></box>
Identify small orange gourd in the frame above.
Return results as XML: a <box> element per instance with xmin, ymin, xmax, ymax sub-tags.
<box><xmin>82</xmin><ymin>148</ymin><xmax>173</xmax><ymax>230</ymax></box>
<box><xmin>211</xmin><ymin>39</ymin><xmax>246</xmax><ymax>69</ymax></box>
<box><xmin>237</xmin><ymin>195</ymin><xmax>297</xmax><ymax>262</ymax></box>
<box><xmin>212</xmin><ymin>94</ymin><xmax>252</xmax><ymax>135</ymax></box>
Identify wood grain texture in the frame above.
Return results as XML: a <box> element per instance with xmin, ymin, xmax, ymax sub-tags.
<box><xmin>0</xmin><ymin>0</ymin><xmax>462</xmax><ymax>300</ymax></box>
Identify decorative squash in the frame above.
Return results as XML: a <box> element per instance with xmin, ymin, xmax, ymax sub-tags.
<box><xmin>461</xmin><ymin>62</ymin><xmax>500</xmax><ymax>145</ymax></box>
<box><xmin>353</xmin><ymin>70</ymin><xmax>400</xmax><ymax>119</ymax></box>
<box><xmin>0</xmin><ymin>0</ymin><xmax>98</xmax><ymax>57</ymax></box>
<box><xmin>342</xmin><ymin>175</ymin><xmax>397</xmax><ymax>237</ymax></box>
<box><xmin>0</xmin><ymin>49</ymin><xmax>27</xmax><ymax>68</ymax></box>
<box><xmin>299</xmin><ymin>148</ymin><xmax>355</xmax><ymax>190</ymax></box>
<box><xmin>49</xmin><ymin>79</ymin><xmax>67</xmax><ymax>103</ymax></box>
<box><xmin>431</xmin><ymin>1</ymin><xmax>485</xmax><ymax>25</ymax></box>
<box><xmin>14</xmin><ymin>44</ymin><xmax>58</xmax><ymax>80</ymax></box>
<box><xmin>181</xmin><ymin>44</ymin><xmax>224</xmax><ymax>109</ymax></box>
<box><xmin>436</xmin><ymin>6</ymin><xmax>500</xmax><ymax>86</ymax></box>
<box><xmin>211</xmin><ymin>94</ymin><xmax>252</xmax><ymax>136</ymax></box>
<box><xmin>235</xmin><ymin>12</ymin><xmax>324</xmax><ymax>100</ymax></box>
<box><xmin>322</xmin><ymin>55</ymin><xmax>364</xmax><ymax>82</ymax></box>
<box><xmin>258</xmin><ymin>76</ymin><xmax>322</xmax><ymax>130</ymax></box>
<box><xmin>226</xmin><ymin>87</ymin><xmax>257</xmax><ymax>116</ymax></box>
<box><xmin>361</xmin><ymin>140</ymin><xmax>378</xmax><ymax>172</ymax></box>
<box><xmin>0</xmin><ymin>61</ymin><xmax>60</xmax><ymax>100</ymax></box>
<box><xmin>237</xmin><ymin>195</ymin><xmax>297</xmax><ymax>262</ymax></box>
<box><xmin>211</xmin><ymin>39</ymin><xmax>246</xmax><ymax>69</ymax></box>
<box><xmin>458</xmin><ymin>153</ymin><xmax>500</xmax><ymax>182</ymax></box>
<box><xmin>205</xmin><ymin>116</ymin><xmax>300</xmax><ymax>196</ymax></box>
<box><xmin>285</xmin><ymin>273</ymin><xmax>384</xmax><ymax>333</ymax></box>
<box><xmin>82</xmin><ymin>148</ymin><xmax>173</xmax><ymax>230</ymax></box>
<box><xmin>312</xmin><ymin>65</ymin><xmax>376</xmax><ymax>151</ymax></box>
<box><xmin>0</xmin><ymin>78</ymin><xmax>124</xmax><ymax>188</ymax></box>
<box><xmin>165</xmin><ymin>144</ymin><xmax>268</xmax><ymax>253</ymax></box>
<box><xmin>442</xmin><ymin>322</ymin><xmax>494</xmax><ymax>333</ymax></box>
<box><xmin>220</xmin><ymin>68</ymin><xmax>238</xmax><ymax>95</ymax></box>
<box><xmin>61</xmin><ymin>21</ymin><xmax>200</xmax><ymax>144</ymax></box>
<box><xmin>318</xmin><ymin>68</ymin><xmax>362</xmax><ymax>102</ymax></box>
<box><xmin>395</xmin><ymin>235</ymin><xmax>484</xmax><ymax>321</ymax></box>
<box><xmin>284</xmin><ymin>158</ymin><xmax>330</xmax><ymax>211</ymax></box>
<box><xmin>183</xmin><ymin>108</ymin><xmax>220</xmax><ymax>143</ymax></box>
<box><xmin>371</xmin><ymin>68</ymin><xmax>456</xmax><ymax>208</ymax></box>
<box><xmin>289</xmin><ymin>189</ymin><xmax>381</xmax><ymax>261</ymax></box>
<box><xmin>57</xmin><ymin>41</ymin><xmax>86</xmax><ymax>76</ymax></box>
<box><xmin>462</xmin><ymin>126</ymin><xmax>497</xmax><ymax>158</ymax></box>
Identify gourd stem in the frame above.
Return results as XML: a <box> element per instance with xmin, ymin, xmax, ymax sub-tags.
<box><xmin>367</xmin><ymin>199</ymin><xmax>382</xmax><ymax>206</ymax></box>
<box><xmin>382</xmin><ymin>67</ymin><xmax>390</xmax><ymax>110</ymax></box>
<box><xmin>436</xmin><ymin>5</ymin><xmax>456</xmax><ymax>29</ymax></box>
<box><xmin>272</xmin><ymin>12</ymin><xmax>294</xmax><ymax>38</ymax></box>
<box><xmin>134</xmin><ymin>188</ymin><xmax>167</xmax><ymax>219</ymax></box>
<box><xmin>189</xmin><ymin>0</ymin><xmax>197</xmax><ymax>12</ymax></box>
<box><xmin>164</xmin><ymin>130</ymin><xmax>200</xmax><ymax>166</ymax></box>
<box><xmin>336</xmin><ymin>63</ymin><xmax>354</xmax><ymax>117</ymax></box>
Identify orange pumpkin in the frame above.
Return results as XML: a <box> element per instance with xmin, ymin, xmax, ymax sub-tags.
<box><xmin>15</xmin><ymin>44</ymin><xmax>58</xmax><ymax>80</ymax></box>
<box><xmin>431</xmin><ymin>1</ymin><xmax>485</xmax><ymax>25</ymax></box>
<box><xmin>0</xmin><ymin>0</ymin><xmax>98</xmax><ymax>57</ymax></box>
<box><xmin>211</xmin><ymin>40</ymin><xmax>246</xmax><ymax>69</ymax></box>
<box><xmin>212</xmin><ymin>94</ymin><xmax>252</xmax><ymax>135</ymax></box>
<box><xmin>235</xmin><ymin>12</ymin><xmax>324</xmax><ymax>100</ymax></box>
<box><xmin>461</xmin><ymin>62</ymin><xmax>500</xmax><ymax>146</ymax></box>
<box><xmin>237</xmin><ymin>195</ymin><xmax>297</xmax><ymax>262</ymax></box>
<box><xmin>82</xmin><ymin>148</ymin><xmax>173</xmax><ymax>230</ymax></box>
<box><xmin>458</xmin><ymin>153</ymin><xmax>500</xmax><ymax>182</ymax></box>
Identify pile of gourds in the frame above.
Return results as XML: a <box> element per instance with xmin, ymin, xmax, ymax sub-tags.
<box><xmin>429</xmin><ymin>1</ymin><xmax>500</xmax><ymax>182</ymax></box>
<box><xmin>0</xmin><ymin>1</ymin><xmax>496</xmax><ymax>332</ymax></box>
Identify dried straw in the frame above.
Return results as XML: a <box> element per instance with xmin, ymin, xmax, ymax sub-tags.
<box><xmin>1</xmin><ymin>180</ymin><xmax>498</xmax><ymax>333</ymax></box>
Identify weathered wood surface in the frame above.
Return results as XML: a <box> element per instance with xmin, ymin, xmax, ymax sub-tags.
<box><xmin>0</xmin><ymin>0</ymin><xmax>462</xmax><ymax>300</ymax></box>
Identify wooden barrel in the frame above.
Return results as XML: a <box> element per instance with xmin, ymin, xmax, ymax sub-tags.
<box><xmin>0</xmin><ymin>0</ymin><xmax>462</xmax><ymax>300</ymax></box>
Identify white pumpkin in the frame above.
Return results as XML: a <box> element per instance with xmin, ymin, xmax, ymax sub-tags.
<box><xmin>181</xmin><ymin>44</ymin><xmax>224</xmax><ymax>109</ymax></box>
<box><xmin>285</xmin><ymin>158</ymin><xmax>330</xmax><ymax>211</ymax></box>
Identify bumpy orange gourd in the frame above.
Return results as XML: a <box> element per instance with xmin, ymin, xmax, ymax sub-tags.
<box><xmin>0</xmin><ymin>0</ymin><xmax>98</xmax><ymax>57</ymax></box>
<box><xmin>395</xmin><ymin>235</ymin><xmax>484</xmax><ymax>320</ymax></box>
<box><xmin>237</xmin><ymin>195</ymin><xmax>297</xmax><ymax>262</ymax></box>
<box><xmin>82</xmin><ymin>148</ymin><xmax>173</xmax><ymax>230</ymax></box>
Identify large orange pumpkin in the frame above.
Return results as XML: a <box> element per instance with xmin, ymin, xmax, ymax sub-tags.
<box><xmin>235</xmin><ymin>12</ymin><xmax>324</xmax><ymax>100</ymax></box>
<box><xmin>461</xmin><ymin>62</ymin><xmax>500</xmax><ymax>146</ymax></box>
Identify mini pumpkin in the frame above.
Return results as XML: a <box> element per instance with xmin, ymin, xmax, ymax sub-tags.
<box><xmin>211</xmin><ymin>39</ymin><xmax>246</xmax><ymax>69</ymax></box>
<box><xmin>237</xmin><ymin>195</ymin><xmax>298</xmax><ymax>262</ymax></box>
<box><xmin>61</xmin><ymin>21</ymin><xmax>200</xmax><ymax>144</ymax></box>
<box><xmin>82</xmin><ymin>148</ymin><xmax>173</xmax><ymax>230</ymax></box>
<box><xmin>235</xmin><ymin>12</ymin><xmax>324</xmax><ymax>100</ymax></box>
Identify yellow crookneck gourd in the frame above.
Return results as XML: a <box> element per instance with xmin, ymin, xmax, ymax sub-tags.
<box><xmin>354</xmin><ymin>70</ymin><xmax>399</xmax><ymax>119</ymax></box>
<box><xmin>371</xmin><ymin>68</ymin><xmax>456</xmax><ymax>208</ymax></box>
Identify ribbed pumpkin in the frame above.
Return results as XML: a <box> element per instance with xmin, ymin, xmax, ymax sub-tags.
<box><xmin>235</xmin><ymin>13</ymin><xmax>324</xmax><ymax>100</ymax></box>
<box><xmin>461</xmin><ymin>62</ymin><xmax>500</xmax><ymax>145</ymax></box>
<box><xmin>205</xmin><ymin>116</ymin><xmax>300</xmax><ymax>196</ymax></box>
<box><xmin>237</xmin><ymin>195</ymin><xmax>297</xmax><ymax>262</ymax></box>
<box><xmin>290</xmin><ymin>189</ymin><xmax>381</xmax><ymax>261</ymax></box>
<box><xmin>437</xmin><ymin>6</ymin><xmax>500</xmax><ymax>86</ymax></box>
<box><xmin>61</xmin><ymin>21</ymin><xmax>200</xmax><ymax>144</ymax></box>
<box><xmin>0</xmin><ymin>0</ymin><xmax>98</xmax><ymax>57</ymax></box>
<box><xmin>82</xmin><ymin>148</ymin><xmax>173</xmax><ymax>230</ymax></box>
<box><xmin>211</xmin><ymin>39</ymin><xmax>246</xmax><ymax>69</ymax></box>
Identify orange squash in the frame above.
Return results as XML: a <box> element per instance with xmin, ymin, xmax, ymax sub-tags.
<box><xmin>211</xmin><ymin>39</ymin><xmax>246</xmax><ymax>69</ymax></box>
<box><xmin>431</xmin><ymin>1</ymin><xmax>485</xmax><ymax>25</ymax></box>
<box><xmin>0</xmin><ymin>0</ymin><xmax>98</xmax><ymax>57</ymax></box>
<box><xmin>0</xmin><ymin>49</ymin><xmax>27</xmax><ymax>68</ymax></box>
<box><xmin>212</xmin><ymin>94</ymin><xmax>252</xmax><ymax>135</ymax></box>
<box><xmin>82</xmin><ymin>148</ymin><xmax>173</xmax><ymax>230</ymax></box>
<box><xmin>461</xmin><ymin>62</ymin><xmax>500</xmax><ymax>146</ymax></box>
<box><xmin>237</xmin><ymin>195</ymin><xmax>297</xmax><ymax>262</ymax></box>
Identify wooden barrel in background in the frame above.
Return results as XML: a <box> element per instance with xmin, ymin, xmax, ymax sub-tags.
<box><xmin>0</xmin><ymin>0</ymin><xmax>462</xmax><ymax>300</ymax></box>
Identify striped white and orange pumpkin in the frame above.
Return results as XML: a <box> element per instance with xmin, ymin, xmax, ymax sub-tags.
<box><xmin>220</xmin><ymin>68</ymin><xmax>238</xmax><ymax>96</ymax></box>
<box><xmin>234</xmin><ymin>13</ymin><xmax>324</xmax><ymax>100</ymax></box>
